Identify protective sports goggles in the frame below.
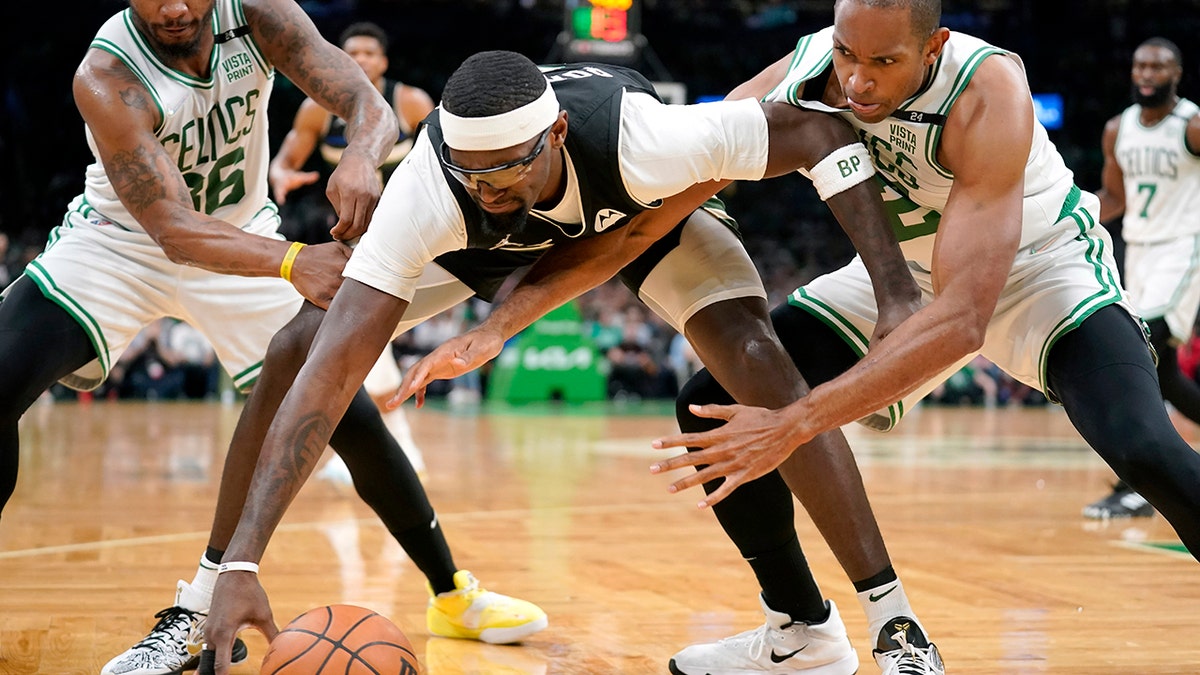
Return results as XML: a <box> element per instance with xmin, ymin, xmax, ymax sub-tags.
<box><xmin>439</xmin><ymin>127</ymin><xmax>552</xmax><ymax>190</ymax></box>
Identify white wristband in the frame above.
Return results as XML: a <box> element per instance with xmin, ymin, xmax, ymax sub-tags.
<box><xmin>218</xmin><ymin>561</ymin><xmax>260</xmax><ymax>575</ymax></box>
<box><xmin>800</xmin><ymin>143</ymin><xmax>875</xmax><ymax>201</ymax></box>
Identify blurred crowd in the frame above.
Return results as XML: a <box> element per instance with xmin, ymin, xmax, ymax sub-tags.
<box><xmin>12</xmin><ymin>0</ymin><xmax>1200</xmax><ymax>407</ymax></box>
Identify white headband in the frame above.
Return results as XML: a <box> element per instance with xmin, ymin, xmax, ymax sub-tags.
<box><xmin>441</xmin><ymin>81</ymin><xmax>560</xmax><ymax>151</ymax></box>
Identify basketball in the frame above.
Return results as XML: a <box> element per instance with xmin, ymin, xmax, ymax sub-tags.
<box><xmin>260</xmin><ymin>604</ymin><xmax>421</xmax><ymax>674</ymax></box>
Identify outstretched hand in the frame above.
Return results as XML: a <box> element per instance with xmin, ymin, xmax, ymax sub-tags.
<box><xmin>650</xmin><ymin>403</ymin><xmax>808</xmax><ymax>508</ymax></box>
<box><xmin>392</xmin><ymin>328</ymin><xmax>506</xmax><ymax>408</ymax></box>
<box><xmin>201</xmin><ymin>572</ymin><xmax>278</xmax><ymax>675</ymax></box>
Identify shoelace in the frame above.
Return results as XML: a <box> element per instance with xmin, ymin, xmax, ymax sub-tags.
<box><xmin>885</xmin><ymin>630</ymin><xmax>936</xmax><ymax>675</ymax></box>
<box><xmin>731</xmin><ymin>620</ymin><xmax>797</xmax><ymax>663</ymax></box>
<box><xmin>743</xmin><ymin>624</ymin><xmax>770</xmax><ymax>662</ymax></box>
<box><xmin>133</xmin><ymin>607</ymin><xmax>197</xmax><ymax>650</ymax></box>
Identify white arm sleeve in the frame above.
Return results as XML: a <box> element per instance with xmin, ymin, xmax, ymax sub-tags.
<box><xmin>343</xmin><ymin>133</ymin><xmax>468</xmax><ymax>302</ymax></box>
<box><xmin>617</xmin><ymin>92</ymin><xmax>769</xmax><ymax>205</ymax></box>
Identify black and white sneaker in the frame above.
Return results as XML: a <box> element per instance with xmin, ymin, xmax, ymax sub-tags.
<box><xmin>873</xmin><ymin>616</ymin><xmax>944</xmax><ymax>675</ymax></box>
<box><xmin>100</xmin><ymin>581</ymin><xmax>248</xmax><ymax>675</ymax></box>
<box><xmin>1082</xmin><ymin>481</ymin><xmax>1154</xmax><ymax>519</ymax></box>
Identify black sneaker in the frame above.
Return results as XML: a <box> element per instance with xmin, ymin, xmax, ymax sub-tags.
<box><xmin>1082</xmin><ymin>481</ymin><xmax>1154</xmax><ymax>519</ymax></box>
<box><xmin>872</xmin><ymin>616</ymin><xmax>944</xmax><ymax>675</ymax></box>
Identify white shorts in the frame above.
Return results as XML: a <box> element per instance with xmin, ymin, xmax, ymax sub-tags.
<box><xmin>1123</xmin><ymin>234</ymin><xmax>1200</xmax><ymax>343</ymax></box>
<box><xmin>790</xmin><ymin>216</ymin><xmax>1135</xmax><ymax>431</ymax></box>
<box><xmin>636</xmin><ymin>206</ymin><xmax>766</xmax><ymax>333</ymax></box>
<box><xmin>21</xmin><ymin>199</ymin><xmax>301</xmax><ymax>391</ymax></box>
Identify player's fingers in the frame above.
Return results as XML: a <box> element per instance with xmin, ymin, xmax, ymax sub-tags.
<box><xmin>697</xmin><ymin>475</ymin><xmax>742</xmax><ymax>509</ymax></box>
<box><xmin>329</xmin><ymin>214</ymin><xmax>351</xmax><ymax>240</ymax></box>
<box><xmin>259</xmin><ymin>617</ymin><xmax>280</xmax><ymax>643</ymax></box>
<box><xmin>649</xmin><ymin>448</ymin><xmax>705</xmax><ymax>473</ymax></box>
<box><xmin>688</xmin><ymin>403</ymin><xmax>737</xmax><ymax>421</ymax></box>
<box><xmin>667</xmin><ymin>462</ymin><xmax>724</xmax><ymax>494</ymax></box>
<box><xmin>651</xmin><ymin>431</ymin><xmax>710</xmax><ymax>451</ymax></box>
<box><xmin>386</xmin><ymin>390</ymin><xmax>406</xmax><ymax>410</ymax></box>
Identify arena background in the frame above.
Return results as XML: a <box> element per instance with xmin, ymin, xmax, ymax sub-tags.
<box><xmin>5</xmin><ymin>0</ymin><xmax>1200</xmax><ymax>285</ymax></box>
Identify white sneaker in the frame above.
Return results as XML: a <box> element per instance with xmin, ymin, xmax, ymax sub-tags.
<box><xmin>669</xmin><ymin>597</ymin><xmax>858</xmax><ymax>675</ymax></box>
<box><xmin>873</xmin><ymin>616</ymin><xmax>944</xmax><ymax>675</ymax></box>
<box><xmin>101</xmin><ymin>581</ymin><xmax>248</xmax><ymax>675</ymax></box>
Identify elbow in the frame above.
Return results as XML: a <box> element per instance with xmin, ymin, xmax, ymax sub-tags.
<box><xmin>953</xmin><ymin>307</ymin><xmax>990</xmax><ymax>354</ymax></box>
<box><xmin>157</xmin><ymin>238</ymin><xmax>192</xmax><ymax>266</ymax></box>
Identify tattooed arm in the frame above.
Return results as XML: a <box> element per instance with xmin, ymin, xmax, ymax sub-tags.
<box><xmin>230</xmin><ymin>280</ymin><xmax>407</xmax><ymax>558</ymax></box>
<box><xmin>203</xmin><ymin>280</ymin><xmax>407</xmax><ymax>673</ymax></box>
<box><xmin>246</xmin><ymin>0</ymin><xmax>398</xmax><ymax>241</ymax></box>
<box><xmin>73</xmin><ymin>51</ymin><xmax>351</xmax><ymax>308</ymax></box>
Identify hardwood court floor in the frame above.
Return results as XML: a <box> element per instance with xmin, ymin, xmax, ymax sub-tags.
<box><xmin>1</xmin><ymin>399</ymin><xmax>1197</xmax><ymax>674</ymax></box>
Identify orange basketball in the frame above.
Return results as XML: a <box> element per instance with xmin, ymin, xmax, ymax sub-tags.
<box><xmin>260</xmin><ymin>604</ymin><xmax>421</xmax><ymax>674</ymax></box>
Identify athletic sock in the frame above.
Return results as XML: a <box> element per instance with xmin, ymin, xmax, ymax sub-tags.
<box><xmin>181</xmin><ymin>554</ymin><xmax>220</xmax><ymax>611</ymax></box>
<box><xmin>856</xmin><ymin>574</ymin><xmax>917</xmax><ymax>639</ymax></box>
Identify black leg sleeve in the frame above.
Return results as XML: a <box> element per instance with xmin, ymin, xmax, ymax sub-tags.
<box><xmin>330</xmin><ymin>388</ymin><xmax>457</xmax><ymax>592</ymax></box>
<box><xmin>0</xmin><ymin>277</ymin><xmax>98</xmax><ymax>510</ymax></box>
<box><xmin>677</xmin><ymin>371</ymin><xmax>827</xmax><ymax>621</ymax></box>
<box><xmin>1048</xmin><ymin>305</ymin><xmax>1200</xmax><ymax>561</ymax></box>
<box><xmin>1145</xmin><ymin>317</ymin><xmax>1200</xmax><ymax>423</ymax></box>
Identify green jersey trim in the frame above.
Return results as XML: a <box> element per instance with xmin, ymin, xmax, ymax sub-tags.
<box><xmin>24</xmin><ymin>261</ymin><xmax>111</xmax><ymax>380</ymax></box>
<box><xmin>1036</xmin><ymin>205</ymin><xmax>1124</xmax><ymax>395</ymax></box>
<box><xmin>90</xmin><ymin>39</ymin><xmax>168</xmax><ymax>135</ymax></box>
<box><xmin>121</xmin><ymin>9</ymin><xmax>218</xmax><ymax>89</ymax></box>
<box><xmin>787</xmin><ymin>287</ymin><xmax>904</xmax><ymax>430</ymax></box>
<box><xmin>923</xmin><ymin>47</ymin><xmax>1004</xmax><ymax>179</ymax></box>
<box><xmin>231</xmin><ymin>0</ymin><xmax>270</xmax><ymax>75</ymax></box>
<box><xmin>232</xmin><ymin>361</ymin><xmax>263</xmax><ymax>391</ymax></box>
<box><xmin>766</xmin><ymin>33</ymin><xmax>817</xmax><ymax>103</ymax></box>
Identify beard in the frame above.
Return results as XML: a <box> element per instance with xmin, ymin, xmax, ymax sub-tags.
<box><xmin>1132</xmin><ymin>81</ymin><xmax>1174</xmax><ymax>108</ymax></box>
<box><xmin>131</xmin><ymin>11</ymin><xmax>211</xmax><ymax>61</ymax></box>
<box><xmin>478</xmin><ymin>205</ymin><xmax>532</xmax><ymax>241</ymax></box>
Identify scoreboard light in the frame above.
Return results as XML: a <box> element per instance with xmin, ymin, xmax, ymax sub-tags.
<box><xmin>572</xmin><ymin>0</ymin><xmax>633</xmax><ymax>42</ymax></box>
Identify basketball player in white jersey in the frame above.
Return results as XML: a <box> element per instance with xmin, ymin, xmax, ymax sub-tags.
<box><xmin>1084</xmin><ymin>37</ymin><xmax>1200</xmax><ymax>519</ymax></box>
<box><xmin>641</xmin><ymin>1</ymin><xmax>1200</xmax><ymax>672</ymax></box>
<box><xmin>403</xmin><ymin>2</ymin><xmax>1200</xmax><ymax>674</ymax></box>
<box><xmin>269</xmin><ymin>20</ymin><xmax>435</xmax><ymax>479</ymax></box>
<box><xmin>0</xmin><ymin>2</ymin><xmax>545</xmax><ymax>674</ymax></box>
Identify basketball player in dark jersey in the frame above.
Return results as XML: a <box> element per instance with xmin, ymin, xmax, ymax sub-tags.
<box><xmin>197</xmin><ymin>51</ymin><xmax>924</xmax><ymax>675</ymax></box>
<box><xmin>269</xmin><ymin>21</ymin><xmax>434</xmax><ymax>245</ymax></box>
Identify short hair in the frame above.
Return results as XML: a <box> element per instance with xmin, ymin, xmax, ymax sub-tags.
<box><xmin>442</xmin><ymin>50</ymin><xmax>547</xmax><ymax>118</ymax></box>
<box><xmin>834</xmin><ymin>0</ymin><xmax>942</xmax><ymax>40</ymax></box>
<box><xmin>339</xmin><ymin>22</ymin><xmax>388</xmax><ymax>54</ymax></box>
<box><xmin>1138</xmin><ymin>37</ymin><xmax>1183</xmax><ymax>68</ymax></box>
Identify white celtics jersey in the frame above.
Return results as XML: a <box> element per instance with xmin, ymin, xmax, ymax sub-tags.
<box><xmin>764</xmin><ymin>28</ymin><xmax>1082</xmax><ymax>267</ymax></box>
<box><xmin>1115</xmin><ymin>98</ymin><xmax>1200</xmax><ymax>243</ymax></box>
<box><xmin>81</xmin><ymin>0</ymin><xmax>274</xmax><ymax>232</ymax></box>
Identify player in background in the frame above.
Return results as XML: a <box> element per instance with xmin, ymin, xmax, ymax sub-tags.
<box><xmin>0</xmin><ymin>3</ymin><xmax>545</xmax><ymax>673</ymax></box>
<box><xmin>1084</xmin><ymin>37</ymin><xmax>1200</xmax><ymax>519</ymax></box>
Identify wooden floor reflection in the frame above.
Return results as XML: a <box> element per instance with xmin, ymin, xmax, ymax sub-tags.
<box><xmin>1</xmin><ymin>399</ymin><xmax>1197</xmax><ymax>674</ymax></box>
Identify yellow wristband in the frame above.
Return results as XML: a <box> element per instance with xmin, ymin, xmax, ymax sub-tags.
<box><xmin>279</xmin><ymin>242</ymin><xmax>306</xmax><ymax>282</ymax></box>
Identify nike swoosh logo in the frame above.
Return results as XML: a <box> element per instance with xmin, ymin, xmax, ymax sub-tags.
<box><xmin>869</xmin><ymin>586</ymin><xmax>898</xmax><ymax>602</ymax></box>
<box><xmin>770</xmin><ymin>645</ymin><xmax>807</xmax><ymax>663</ymax></box>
